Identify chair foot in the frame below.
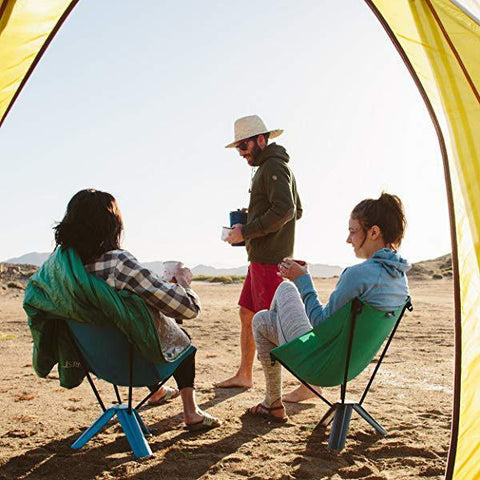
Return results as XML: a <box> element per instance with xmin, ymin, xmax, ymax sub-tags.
<box><xmin>353</xmin><ymin>404</ymin><xmax>387</xmax><ymax>436</ymax></box>
<box><xmin>134</xmin><ymin>408</ymin><xmax>152</xmax><ymax>437</ymax></box>
<box><xmin>71</xmin><ymin>404</ymin><xmax>152</xmax><ymax>458</ymax></box>
<box><xmin>328</xmin><ymin>403</ymin><xmax>353</xmax><ymax>451</ymax></box>
<box><xmin>71</xmin><ymin>407</ymin><xmax>117</xmax><ymax>449</ymax></box>
<box><xmin>117</xmin><ymin>406</ymin><xmax>152</xmax><ymax>458</ymax></box>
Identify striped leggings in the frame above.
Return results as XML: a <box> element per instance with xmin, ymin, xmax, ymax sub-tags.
<box><xmin>253</xmin><ymin>281</ymin><xmax>312</xmax><ymax>405</ymax></box>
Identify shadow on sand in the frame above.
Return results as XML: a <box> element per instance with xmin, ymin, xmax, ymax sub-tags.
<box><xmin>0</xmin><ymin>393</ymin><xmax>388</xmax><ymax>480</ymax></box>
<box><xmin>0</xmin><ymin>414</ymin><xmax>291</xmax><ymax>480</ymax></box>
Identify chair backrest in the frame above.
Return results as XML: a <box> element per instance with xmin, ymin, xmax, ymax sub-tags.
<box><xmin>67</xmin><ymin>319</ymin><xmax>195</xmax><ymax>387</ymax></box>
<box><xmin>271</xmin><ymin>297</ymin><xmax>411</xmax><ymax>387</ymax></box>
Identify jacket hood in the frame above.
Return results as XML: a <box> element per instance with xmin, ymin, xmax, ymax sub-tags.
<box><xmin>369</xmin><ymin>248</ymin><xmax>411</xmax><ymax>278</ymax></box>
<box><xmin>253</xmin><ymin>142</ymin><xmax>289</xmax><ymax>167</ymax></box>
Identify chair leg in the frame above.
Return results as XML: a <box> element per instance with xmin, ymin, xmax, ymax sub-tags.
<box><xmin>319</xmin><ymin>405</ymin><xmax>336</xmax><ymax>427</ymax></box>
<box><xmin>72</xmin><ymin>405</ymin><xmax>153</xmax><ymax>458</ymax></box>
<box><xmin>116</xmin><ymin>406</ymin><xmax>152</xmax><ymax>458</ymax></box>
<box><xmin>353</xmin><ymin>404</ymin><xmax>387</xmax><ymax>436</ymax></box>
<box><xmin>134</xmin><ymin>409</ymin><xmax>152</xmax><ymax>437</ymax></box>
<box><xmin>328</xmin><ymin>403</ymin><xmax>353</xmax><ymax>451</ymax></box>
<box><xmin>71</xmin><ymin>407</ymin><xmax>117</xmax><ymax>449</ymax></box>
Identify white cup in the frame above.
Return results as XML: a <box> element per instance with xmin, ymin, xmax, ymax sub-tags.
<box><xmin>221</xmin><ymin>226</ymin><xmax>232</xmax><ymax>241</ymax></box>
<box><xmin>162</xmin><ymin>260</ymin><xmax>182</xmax><ymax>281</ymax></box>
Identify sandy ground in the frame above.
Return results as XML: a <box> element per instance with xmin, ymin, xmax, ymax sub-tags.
<box><xmin>0</xmin><ymin>278</ymin><xmax>454</xmax><ymax>480</ymax></box>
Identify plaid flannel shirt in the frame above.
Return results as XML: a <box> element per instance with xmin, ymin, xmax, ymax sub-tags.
<box><xmin>85</xmin><ymin>250</ymin><xmax>201</xmax><ymax>321</ymax></box>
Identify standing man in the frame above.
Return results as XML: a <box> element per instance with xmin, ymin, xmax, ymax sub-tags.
<box><xmin>216</xmin><ymin>115</ymin><xmax>302</xmax><ymax>389</ymax></box>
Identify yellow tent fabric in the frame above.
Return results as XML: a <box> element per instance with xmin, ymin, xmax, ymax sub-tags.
<box><xmin>366</xmin><ymin>1</ymin><xmax>480</xmax><ymax>479</ymax></box>
<box><xmin>0</xmin><ymin>0</ymin><xmax>478</xmax><ymax>477</ymax></box>
<box><xmin>0</xmin><ymin>0</ymin><xmax>78</xmax><ymax>126</ymax></box>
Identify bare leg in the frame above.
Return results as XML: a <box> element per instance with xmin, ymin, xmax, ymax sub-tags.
<box><xmin>180</xmin><ymin>388</ymin><xmax>220</xmax><ymax>427</ymax></box>
<box><xmin>180</xmin><ymin>388</ymin><xmax>204</xmax><ymax>424</ymax></box>
<box><xmin>215</xmin><ymin>306</ymin><xmax>255</xmax><ymax>388</ymax></box>
<box><xmin>283</xmin><ymin>383</ymin><xmax>322</xmax><ymax>403</ymax></box>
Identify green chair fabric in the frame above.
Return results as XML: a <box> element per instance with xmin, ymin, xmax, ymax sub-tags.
<box><xmin>271</xmin><ymin>298</ymin><xmax>410</xmax><ymax>388</ymax></box>
<box><xmin>23</xmin><ymin>247</ymin><xmax>196</xmax><ymax>457</ymax></box>
<box><xmin>271</xmin><ymin>297</ymin><xmax>412</xmax><ymax>451</ymax></box>
<box><xmin>24</xmin><ymin>247</ymin><xmax>181</xmax><ymax>388</ymax></box>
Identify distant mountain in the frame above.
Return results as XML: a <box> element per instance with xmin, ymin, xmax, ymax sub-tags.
<box><xmin>5</xmin><ymin>252</ymin><xmax>50</xmax><ymax>266</ymax></box>
<box><xmin>5</xmin><ymin>252</ymin><xmax>343</xmax><ymax>278</ymax></box>
<box><xmin>408</xmin><ymin>253</ymin><xmax>452</xmax><ymax>279</ymax></box>
<box><xmin>191</xmin><ymin>264</ymin><xmax>248</xmax><ymax>276</ymax></box>
<box><xmin>0</xmin><ymin>262</ymin><xmax>38</xmax><ymax>287</ymax></box>
<box><xmin>191</xmin><ymin>263</ymin><xmax>342</xmax><ymax>278</ymax></box>
<box><xmin>141</xmin><ymin>262</ymin><xmax>247</xmax><ymax>277</ymax></box>
<box><xmin>309</xmin><ymin>264</ymin><xmax>343</xmax><ymax>278</ymax></box>
<box><xmin>7</xmin><ymin>251</ymin><xmax>453</xmax><ymax>282</ymax></box>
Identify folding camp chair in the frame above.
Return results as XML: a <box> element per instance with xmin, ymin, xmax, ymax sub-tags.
<box><xmin>271</xmin><ymin>297</ymin><xmax>412</xmax><ymax>451</ymax></box>
<box><xmin>67</xmin><ymin>319</ymin><xmax>196</xmax><ymax>458</ymax></box>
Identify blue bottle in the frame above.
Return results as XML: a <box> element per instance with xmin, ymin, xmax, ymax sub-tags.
<box><xmin>229</xmin><ymin>209</ymin><xmax>247</xmax><ymax>246</ymax></box>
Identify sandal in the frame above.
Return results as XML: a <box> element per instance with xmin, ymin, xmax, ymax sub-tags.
<box><xmin>148</xmin><ymin>386</ymin><xmax>180</xmax><ymax>406</ymax></box>
<box><xmin>245</xmin><ymin>403</ymin><xmax>288</xmax><ymax>423</ymax></box>
<box><xmin>185</xmin><ymin>411</ymin><xmax>221</xmax><ymax>432</ymax></box>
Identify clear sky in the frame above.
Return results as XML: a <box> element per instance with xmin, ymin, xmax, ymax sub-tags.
<box><xmin>0</xmin><ymin>0</ymin><xmax>451</xmax><ymax>268</ymax></box>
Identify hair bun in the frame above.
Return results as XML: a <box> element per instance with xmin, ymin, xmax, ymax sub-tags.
<box><xmin>351</xmin><ymin>192</ymin><xmax>406</xmax><ymax>249</ymax></box>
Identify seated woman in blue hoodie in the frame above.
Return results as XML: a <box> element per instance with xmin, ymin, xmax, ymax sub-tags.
<box><xmin>247</xmin><ymin>193</ymin><xmax>410</xmax><ymax>422</ymax></box>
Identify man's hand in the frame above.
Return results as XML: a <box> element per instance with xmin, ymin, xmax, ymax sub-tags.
<box><xmin>174</xmin><ymin>266</ymin><xmax>193</xmax><ymax>287</ymax></box>
<box><xmin>278</xmin><ymin>258</ymin><xmax>308</xmax><ymax>281</ymax></box>
<box><xmin>226</xmin><ymin>224</ymin><xmax>244</xmax><ymax>244</ymax></box>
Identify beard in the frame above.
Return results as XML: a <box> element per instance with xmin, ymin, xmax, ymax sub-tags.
<box><xmin>248</xmin><ymin>141</ymin><xmax>262</xmax><ymax>165</ymax></box>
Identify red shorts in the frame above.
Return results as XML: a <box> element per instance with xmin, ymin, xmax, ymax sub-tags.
<box><xmin>238</xmin><ymin>262</ymin><xmax>283</xmax><ymax>313</ymax></box>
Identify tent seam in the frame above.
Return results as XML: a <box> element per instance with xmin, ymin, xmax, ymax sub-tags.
<box><xmin>425</xmin><ymin>0</ymin><xmax>480</xmax><ymax>105</ymax></box>
<box><xmin>0</xmin><ymin>0</ymin><xmax>81</xmax><ymax>128</ymax></box>
<box><xmin>362</xmin><ymin>2</ymin><xmax>463</xmax><ymax>479</ymax></box>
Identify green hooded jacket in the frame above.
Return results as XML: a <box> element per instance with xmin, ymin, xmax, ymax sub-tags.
<box><xmin>23</xmin><ymin>247</ymin><xmax>167</xmax><ymax>389</ymax></box>
<box><xmin>242</xmin><ymin>143</ymin><xmax>302</xmax><ymax>264</ymax></box>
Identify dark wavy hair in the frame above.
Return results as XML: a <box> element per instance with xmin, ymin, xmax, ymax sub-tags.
<box><xmin>54</xmin><ymin>189</ymin><xmax>123</xmax><ymax>264</ymax></box>
<box><xmin>351</xmin><ymin>192</ymin><xmax>406</xmax><ymax>249</ymax></box>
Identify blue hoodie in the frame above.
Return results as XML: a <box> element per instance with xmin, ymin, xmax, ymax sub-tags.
<box><xmin>293</xmin><ymin>248</ymin><xmax>411</xmax><ymax>328</ymax></box>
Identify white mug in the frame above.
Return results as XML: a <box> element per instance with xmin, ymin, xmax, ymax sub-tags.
<box><xmin>162</xmin><ymin>261</ymin><xmax>181</xmax><ymax>281</ymax></box>
<box><xmin>221</xmin><ymin>226</ymin><xmax>232</xmax><ymax>241</ymax></box>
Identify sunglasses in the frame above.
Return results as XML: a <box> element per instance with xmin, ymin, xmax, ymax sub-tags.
<box><xmin>235</xmin><ymin>136</ymin><xmax>257</xmax><ymax>151</ymax></box>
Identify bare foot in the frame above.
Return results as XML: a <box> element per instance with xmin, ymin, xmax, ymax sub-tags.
<box><xmin>282</xmin><ymin>383</ymin><xmax>322</xmax><ymax>403</ymax></box>
<box><xmin>148</xmin><ymin>386</ymin><xmax>180</xmax><ymax>406</ymax></box>
<box><xmin>214</xmin><ymin>374</ymin><xmax>253</xmax><ymax>389</ymax></box>
<box><xmin>185</xmin><ymin>409</ymin><xmax>221</xmax><ymax>431</ymax></box>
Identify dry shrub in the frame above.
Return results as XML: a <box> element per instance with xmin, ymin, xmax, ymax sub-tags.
<box><xmin>0</xmin><ymin>332</ymin><xmax>16</xmax><ymax>341</ymax></box>
<box><xmin>194</xmin><ymin>275</ymin><xmax>244</xmax><ymax>284</ymax></box>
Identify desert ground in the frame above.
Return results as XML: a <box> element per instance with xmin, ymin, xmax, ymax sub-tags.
<box><xmin>0</xmin><ymin>277</ymin><xmax>454</xmax><ymax>479</ymax></box>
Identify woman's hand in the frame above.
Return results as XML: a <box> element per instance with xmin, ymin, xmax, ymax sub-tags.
<box><xmin>278</xmin><ymin>258</ymin><xmax>308</xmax><ymax>281</ymax></box>
<box><xmin>174</xmin><ymin>266</ymin><xmax>193</xmax><ymax>287</ymax></box>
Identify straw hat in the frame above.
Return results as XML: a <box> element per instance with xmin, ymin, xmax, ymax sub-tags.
<box><xmin>225</xmin><ymin>115</ymin><xmax>283</xmax><ymax>148</ymax></box>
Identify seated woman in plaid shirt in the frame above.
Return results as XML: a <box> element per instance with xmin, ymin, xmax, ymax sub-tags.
<box><xmin>54</xmin><ymin>189</ymin><xmax>220</xmax><ymax>431</ymax></box>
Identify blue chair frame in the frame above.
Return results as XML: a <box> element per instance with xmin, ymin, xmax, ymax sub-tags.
<box><xmin>67</xmin><ymin>320</ymin><xmax>196</xmax><ymax>458</ymax></box>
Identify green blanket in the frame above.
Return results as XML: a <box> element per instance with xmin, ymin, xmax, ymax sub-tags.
<box><xmin>23</xmin><ymin>247</ymin><xmax>163</xmax><ymax>388</ymax></box>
